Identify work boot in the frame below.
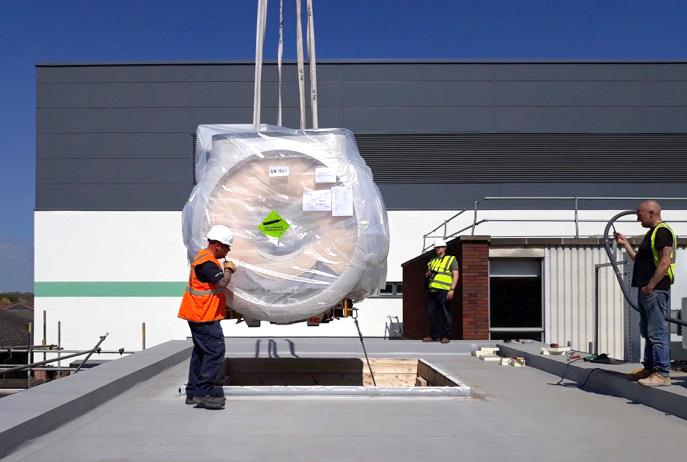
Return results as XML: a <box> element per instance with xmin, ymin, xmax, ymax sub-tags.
<box><xmin>626</xmin><ymin>367</ymin><xmax>652</xmax><ymax>381</ymax></box>
<box><xmin>440</xmin><ymin>337</ymin><xmax>450</xmax><ymax>344</ymax></box>
<box><xmin>422</xmin><ymin>337</ymin><xmax>436</xmax><ymax>342</ymax></box>
<box><xmin>638</xmin><ymin>372</ymin><xmax>671</xmax><ymax>387</ymax></box>
<box><xmin>185</xmin><ymin>396</ymin><xmax>200</xmax><ymax>405</ymax></box>
<box><xmin>195</xmin><ymin>395</ymin><xmax>226</xmax><ymax>409</ymax></box>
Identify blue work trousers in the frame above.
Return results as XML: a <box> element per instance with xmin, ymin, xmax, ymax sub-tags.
<box><xmin>186</xmin><ymin>320</ymin><xmax>226</xmax><ymax>398</ymax></box>
<box><xmin>427</xmin><ymin>290</ymin><xmax>453</xmax><ymax>339</ymax></box>
<box><xmin>638</xmin><ymin>290</ymin><xmax>671</xmax><ymax>377</ymax></box>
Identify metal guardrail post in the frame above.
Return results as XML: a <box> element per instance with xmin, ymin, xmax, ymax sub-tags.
<box><xmin>27</xmin><ymin>322</ymin><xmax>32</xmax><ymax>388</ymax></box>
<box><xmin>57</xmin><ymin>321</ymin><xmax>61</xmax><ymax>368</ymax></box>
<box><xmin>472</xmin><ymin>201</ymin><xmax>478</xmax><ymax>235</ymax></box>
<box><xmin>74</xmin><ymin>333</ymin><xmax>109</xmax><ymax>374</ymax></box>
<box><xmin>574</xmin><ymin>197</ymin><xmax>579</xmax><ymax>238</ymax></box>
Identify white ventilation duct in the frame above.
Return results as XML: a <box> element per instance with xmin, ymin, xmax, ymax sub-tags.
<box><xmin>183</xmin><ymin>125</ymin><xmax>389</xmax><ymax>323</ymax></box>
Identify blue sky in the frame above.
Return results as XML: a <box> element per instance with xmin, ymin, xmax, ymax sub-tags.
<box><xmin>1</xmin><ymin>1</ymin><xmax>687</xmax><ymax>292</ymax></box>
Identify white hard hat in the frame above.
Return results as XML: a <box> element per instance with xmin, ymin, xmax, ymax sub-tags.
<box><xmin>207</xmin><ymin>225</ymin><xmax>233</xmax><ymax>246</ymax></box>
<box><xmin>433</xmin><ymin>238</ymin><xmax>447</xmax><ymax>248</ymax></box>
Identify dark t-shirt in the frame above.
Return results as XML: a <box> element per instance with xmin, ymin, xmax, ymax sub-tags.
<box><xmin>195</xmin><ymin>261</ymin><xmax>224</xmax><ymax>284</ymax></box>
<box><xmin>632</xmin><ymin>225</ymin><xmax>674</xmax><ymax>291</ymax></box>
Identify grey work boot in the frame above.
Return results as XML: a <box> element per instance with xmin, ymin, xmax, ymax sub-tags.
<box><xmin>195</xmin><ymin>395</ymin><xmax>226</xmax><ymax>409</ymax></box>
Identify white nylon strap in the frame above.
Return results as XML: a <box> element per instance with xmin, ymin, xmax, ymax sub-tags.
<box><xmin>306</xmin><ymin>0</ymin><xmax>318</xmax><ymax>128</ymax></box>
<box><xmin>295</xmin><ymin>0</ymin><xmax>306</xmax><ymax>129</ymax></box>
<box><xmin>277</xmin><ymin>0</ymin><xmax>284</xmax><ymax>126</ymax></box>
<box><xmin>253</xmin><ymin>0</ymin><xmax>268</xmax><ymax>131</ymax></box>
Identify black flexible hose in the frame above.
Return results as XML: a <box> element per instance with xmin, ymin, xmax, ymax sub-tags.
<box><xmin>603</xmin><ymin>211</ymin><xmax>687</xmax><ymax>327</ymax></box>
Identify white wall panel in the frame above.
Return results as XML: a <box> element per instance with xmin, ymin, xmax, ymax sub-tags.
<box><xmin>35</xmin><ymin>211</ymin><xmax>188</xmax><ymax>281</ymax></box>
<box><xmin>33</xmin><ymin>296</ymin><xmax>401</xmax><ymax>351</ymax></box>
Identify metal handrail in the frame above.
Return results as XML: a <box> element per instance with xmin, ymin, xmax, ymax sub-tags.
<box><xmin>422</xmin><ymin>196</ymin><xmax>687</xmax><ymax>252</ymax></box>
<box><xmin>0</xmin><ymin>333</ymin><xmax>109</xmax><ymax>376</ymax></box>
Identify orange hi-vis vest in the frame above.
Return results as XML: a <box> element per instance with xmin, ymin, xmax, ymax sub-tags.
<box><xmin>178</xmin><ymin>249</ymin><xmax>227</xmax><ymax>322</ymax></box>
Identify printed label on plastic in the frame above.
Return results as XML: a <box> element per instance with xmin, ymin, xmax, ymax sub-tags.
<box><xmin>303</xmin><ymin>190</ymin><xmax>332</xmax><ymax>211</ymax></box>
<box><xmin>315</xmin><ymin>167</ymin><xmax>336</xmax><ymax>183</ymax></box>
<box><xmin>258</xmin><ymin>210</ymin><xmax>290</xmax><ymax>238</ymax></box>
<box><xmin>269</xmin><ymin>166</ymin><xmax>290</xmax><ymax>177</ymax></box>
<box><xmin>332</xmin><ymin>186</ymin><xmax>354</xmax><ymax>216</ymax></box>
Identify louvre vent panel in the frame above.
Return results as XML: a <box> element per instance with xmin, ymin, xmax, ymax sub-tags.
<box><xmin>354</xmin><ymin>134</ymin><xmax>687</xmax><ymax>184</ymax></box>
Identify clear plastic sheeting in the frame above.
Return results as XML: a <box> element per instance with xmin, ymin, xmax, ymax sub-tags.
<box><xmin>183</xmin><ymin>125</ymin><xmax>390</xmax><ymax>323</ymax></box>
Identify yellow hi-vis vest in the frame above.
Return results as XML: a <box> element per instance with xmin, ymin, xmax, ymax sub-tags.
<box><xmin>428</xmin><ymin>255</ymin><xmax>456</xmax><ymax>290</ymax></box>
<box><xmin>651</xmin><ymin>222</ymin><xmax>677</xmax><ymax>284</ymax></box>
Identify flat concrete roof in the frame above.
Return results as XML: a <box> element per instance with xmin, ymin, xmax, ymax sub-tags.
<box><xmin>2</xmin><ymin>338</ymin><xmax>687</xmax><ymax>461</ymax></box>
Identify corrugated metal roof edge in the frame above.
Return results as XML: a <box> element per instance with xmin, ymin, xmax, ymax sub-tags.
<box><xmin>34</xmin><ymin>59</ymin><xmax>687</xmax><ymax>67</ymax></box>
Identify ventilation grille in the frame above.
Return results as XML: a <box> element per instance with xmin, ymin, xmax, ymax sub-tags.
<box><xmin>354</xmin><ymin>133</ymin><xmax>687</xmax><ymax>184</ymax></box>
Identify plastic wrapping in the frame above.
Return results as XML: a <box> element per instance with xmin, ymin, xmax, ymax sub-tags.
<box><xmin>183</xmin><ymin>125</ymin><xmax>390</xmax><ymax>323</ymax></box>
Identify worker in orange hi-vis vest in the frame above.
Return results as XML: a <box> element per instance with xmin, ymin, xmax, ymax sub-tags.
<box><xmin>178</xmin><ymin>225</ymin><xmax>236</xmax><ymax>410</ymax></box>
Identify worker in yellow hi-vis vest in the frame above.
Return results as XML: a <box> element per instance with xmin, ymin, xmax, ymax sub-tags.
<box><xmin>614</xmin><ymin>200</ymin><xmax>677</xmax><ymax>388</ymax></box>
<box><xmin>423</xmin><ymin>238</ymin><xmax>459</xmax><ymax>344</ymax></box>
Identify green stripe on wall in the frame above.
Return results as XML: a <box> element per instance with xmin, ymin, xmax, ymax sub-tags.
<box><xmin>35</xmin><ymin>282</ymin><xmax>186</xmax><ymax>297</ymax></box>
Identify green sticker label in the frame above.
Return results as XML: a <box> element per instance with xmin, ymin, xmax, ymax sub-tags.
<box><xmin>258</xmin><ymin>210</ymin><xmax>290</xmax><ymax>238</ymax></box>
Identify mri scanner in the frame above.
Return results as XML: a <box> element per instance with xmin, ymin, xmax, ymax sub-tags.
<box><xmin>182</xmin><ymin>125</ymin><xmax>390</xmax><ymax>324</ymax></box>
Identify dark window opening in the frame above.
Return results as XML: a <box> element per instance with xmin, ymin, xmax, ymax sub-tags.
<box><xmin>490</xmin><ymin>277</ymin><xmax>542</xmax><ymax>328</ymax></box>
<box><xmin>378</xmin><ymin>282</ymin><xmax>402</xmax><ymax>298</ymax></box>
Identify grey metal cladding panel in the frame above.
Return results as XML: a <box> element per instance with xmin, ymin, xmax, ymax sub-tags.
<box><xmin>35</xmin><ymin>184</ymin><xmax>193</xmax><ymax>210</ymax></box>
<box><xmin>340</xmin><ymin>63</ymin><xmax>495</xmax><ymax>81</ymax></box>
<box><xmin>37</xmin><ymin>82</ymin><xmax>193</xmax><ymax>108</ymax></box>
<box><xmin>38</xmin><ymin>108</ymin><xmax>196</xmax><ymax>133</ymax></box>
<box><xmin>36</xmin><ymin>159</ymin><xmax>191</xmax><ymax>184</ymax></box>
<box><xmin>191</xmin><ymin>80</ymin><xmax>343</xmax><ymax>107</ymax></box>
<box><xmin>342</xmin><ymin>107</ymin><xmax>494</xmax><ymax>133</ymax></box>
<box><xmin>493</xmin><ymin>81</ymin><xmax>648</xmax><ymax>106</ymax></box>
<box><xmin>190</xmin><ymin>106</ymin><xmax>342</xmax><ymax>129</ymax></box>
<box><xmin>643</xmin><ymin>107</ymin><xmax>687</xmax><ymax>132</ymax></box>
<box><xmin>191</xmin><ymin>81</ymin><xmax>256</xmax><ymax>107</ymax></box>
<box><xmin>645</xmin><ymin>81</ymin><xmax>687</xmax><ymax>105</ymax></box>
<box><xmin>378</xmin><ymin>183</ymin><xmax>687</xmax><ymax>210</ymax></box>
<box><xmin>259</xmin><ymin>63</ymin><xmax>343</xmax><ymax>82</ymax></box>
<box><xmin>342</xmin><ymin>81</ymin><xmax>494</xmax><ymax>107</ymax></box>
<box><xmin>644</xmin><ymin>64</ymin><xmax>687</xmax><ymax>81</ymax></box>
<box><xmin>492</xmin><ymin>63</ymin><xmax>649</xmax><ymax>81</ymax></box>
<box><xmin>37</xmin><ymin>63</ymin><xmax>338</xmax><ymax>84</ymax></box>
<box><xmin>37</xmin><ymin>65</ymin><xmax>199</xmax><ymax>83</ymax></box>
<box><xmin>494</xmin><ymin>107</ymin><xmax>646</xmax><ymax>132</ymax></box>
<box><xmin>37</xmin><ymin>133</ymin><xmax>192</xmax><ymax>159</ymax></box>
<box><xmin>37</xmin><ymin>65</ymin><xmax>259</xmax><ymax>83</ymax></box>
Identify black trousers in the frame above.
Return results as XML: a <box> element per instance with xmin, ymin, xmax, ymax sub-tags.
<box><xmin>427</xmin><ymin>290</ymin><xmax>453</xmax><ymax>339</ymax></box>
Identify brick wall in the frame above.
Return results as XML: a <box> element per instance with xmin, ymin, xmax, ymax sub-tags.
<box><xmin>458</xmin><ymin>237</ymin><xmax>490</xmax><ymax>339</ymax></box>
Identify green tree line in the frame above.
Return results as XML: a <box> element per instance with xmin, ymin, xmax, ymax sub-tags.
<box><xmin>0</xmin><ymin>292</ymin><xmax>34</xmax><ymax>307</ymax></box>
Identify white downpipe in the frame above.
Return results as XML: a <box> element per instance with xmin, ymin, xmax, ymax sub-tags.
<box><xmin>306</xmin><ymin>0</ymin><xmax>318</xmax><ymax>128</ymax></box>
<box><xmin>253</xmin><ymin>0</ymin><xmax>268</xmax><ymax>131</ymax></box>
<box><xmin>295</xmin><ymin>0</ymin><xmax>307</xmax><ymax>129</ymax></box>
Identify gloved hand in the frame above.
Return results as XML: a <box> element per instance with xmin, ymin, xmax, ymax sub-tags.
<box><xmin>223</xmin><ymin>260</ymin><xmax>236</xmax><ymax>273</ymax></box>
